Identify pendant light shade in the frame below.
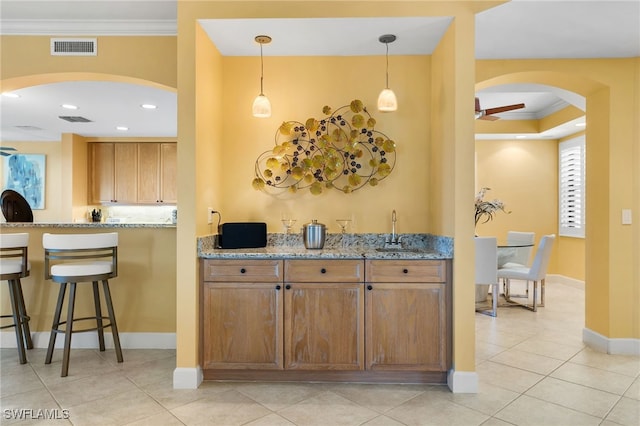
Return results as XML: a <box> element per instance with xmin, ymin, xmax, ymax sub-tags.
<box><xmin>377</xmin><ymin>34</ymin><xmax>397</xmax><ymax>112</ymax></box>
<box><xmin>253</xmin><ymin>35</ymin><xmax>272</xmax><ymax>118</ymax></box>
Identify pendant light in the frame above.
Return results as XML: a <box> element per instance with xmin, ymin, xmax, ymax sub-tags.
<box><xmin>252</xmin><ymin>35</ymin><xmax>272</xmax><ymax>118</ymax></box>
<box><xmin>377</xmin><ymin>34</ymin><xmax>398</xmax><ymax>112</ymax></box>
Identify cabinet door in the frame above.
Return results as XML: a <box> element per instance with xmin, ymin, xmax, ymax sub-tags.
<box><xmin>202</xmin><ymin>281</ymin><xmax>283</xmax><ymax>369</ymax></box>
<box><xmin>160</xmin><ymin>143</ymin><xmax>177</xmax><ymax>203</ymax></box>
<box><xmin>113</xmin><ymin>143</ymin><xmax>138</xmax><ymax>203</ymax></box>
<box><xmin>137</xmin><ymin>143</ymin><xmax>160</xmax><ymax>203</ymax></box>
<box><xmin>365</xmin><ymin>283</ymin><xmax>448</xmax><ymax>371</ymax></box>
<box><xmin>90</xmin><ymin>143</ymin><xmax>115</xmax><ymax>203</ymax></box>
<box><xmin>284</xmin><ymin>282</ymin><xmax>364</xmax><ymax>370</ymax></box>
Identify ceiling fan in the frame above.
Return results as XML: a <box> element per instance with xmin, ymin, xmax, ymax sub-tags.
<box><xmin>475</xmin><ymin>97</ymin><xmax>525</xmax><ymax>121</ymax></box>
<box><xmin>0</xmin><ymin>147</ymin><xmax>18</xmax><ymax>157</ymax></box>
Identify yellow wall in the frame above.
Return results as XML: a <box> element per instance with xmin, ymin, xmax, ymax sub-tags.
<box><xmin>218</xmin><ymin>55</ymin><xmax>430</xmax><ymax>232</ymax></box>
<box><xmin>475</xmin><ymin>137</ymin><xmax>585</xmax><ymax>280</ymax></box>
<box><xmin>0</xmin><ymin>227</ymin><xmax>176</xmax><ymax>333</ymax></box>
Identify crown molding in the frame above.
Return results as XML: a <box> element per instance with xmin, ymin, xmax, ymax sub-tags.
<box><xmin>0</xmin><ymin>19</ymin><xmax>176</xmax><ymax>36</ymax></box>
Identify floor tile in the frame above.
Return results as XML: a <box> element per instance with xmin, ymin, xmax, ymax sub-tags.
<box><xmin>488</xmin><ymin>348</ymin><xmax>565</xmax><ymax>375</ymax></box>
<box><xmin>525</xmin><ymin>376</ymin><xmax>620</xmax><ymax>418</ymax></box>
<box><xmin>385</xmin><ymin>390</ymin><xmax>490</xmax><ymax>425</ymax></box>
<box><xmin>66</xmin><ymin>388</ymin><xmax>164</xmax><ymax>426</ymax></box>
<box><xmin>445</xmin><ymin>382</ymin><xmax>520</xmax><ymax>416</ymax></box>
<box><xmin>123</xmin><ymin>410</ymin><xmax>185</xmax><ymax>426</ymax></box>
<box><xmin>330</xmin><ymin>382</ymin><xmax>429</xmax><ymax>414</ymax></box>
<box><xmin>604</xmin><ymin>397</ymin><xmax>640</xmax><ymax>426</ymax></box>
<box><xmin>277</xmin><ymin>390</ymin><xmax>379</xmax><ymax>426</ymax></box>
<box><xmin>476</xmin><ymin>360</ymin><xmax>544</xmax><ymax>393</ymax></box>
<box><xmin>0</xmin><ymin>367</ymin><xmax>44</xmax><ymax>399</ymax></box>
<box><xmin>624</xmin><ymin>376</ymin><xmax>640</xmax><ymax>400</ymax></box>
<box><xmin>570</xmin><ymin>347</ymin><xmax>640</xmax><ymax>377</ymax></box>
<box><xmin>0</xmin><ymin>387</ymin><xmax>71</xmax><ymax>425</ymax></box>
<box><xmin>47</xmin><ymin>370</ymin><xmax>136</xmax><ymax>408</ymax></box>
<box><xmin>361</xmin><ymin>415</ymin><xmax>406</xmax><ymax>425</ymax></box>
<box><xmin>245</xmin><ymin>413</ymin><xmax>297</xmax><ymax>426</ymax></box>
<box><xmin>170</xmin><ymin>388</ymin><xmax>272</xmax><ymax>426</ymax></box>
<box><xmin>551</xmin><ymin>362</ymin><xmax>636</xmax><ymax>395</ymax></box>
<box><xmin>494</xmin><ymin>394</ymin><xmax>601</xmax><ymax>425</ymax></box>
<box><xmin>512</xmin><ymin>337</ymin><xmax>584</xmax><ymax>361</ymax></box>
<box><xmin>234</xmin><ymin>381</ymin><xmax>327</xmax><ymax>412</ymax></box>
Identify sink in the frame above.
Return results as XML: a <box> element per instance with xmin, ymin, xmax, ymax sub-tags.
<box><xmin>375</xmin><ymin>247</ymin><xmax>427</xmax><ymax>253</ymax></box>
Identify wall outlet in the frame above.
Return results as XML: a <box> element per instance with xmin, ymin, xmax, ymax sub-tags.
<box><xmin>207</xmin><ymin>207</ymin><xmax>214</xmax><ymax>224</ymax></box>
<box><xmin>622</xmin><ymin>209</ymin><xmax>632</xmax><ymax>225</ymax></box>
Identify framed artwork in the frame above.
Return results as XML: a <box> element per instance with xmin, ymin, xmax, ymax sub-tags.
<box><xmin>3</xmin><ymin>154</ymin><xmax>46</xmax><ymax>209</ymax></box>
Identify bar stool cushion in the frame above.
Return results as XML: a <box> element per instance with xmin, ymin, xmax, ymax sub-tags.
<box><xmin>50</xmin><ymin>261</ymin><xmax>113</xmax><ymax>277</ymax></box>
<box><xmin>0</xmin><ymin>259</ymin><xmax>30</xmax><ymax>275</ymax></box>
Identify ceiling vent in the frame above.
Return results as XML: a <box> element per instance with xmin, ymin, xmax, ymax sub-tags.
<box><xmin>59</xmin><ymin>116</ymin><xmax>92</xmax><ymax>123</ymax></box>
<box><xmin>50</xmin><ymin>38</ymin><xmax>97</xmax><ymax>56</ymax></box>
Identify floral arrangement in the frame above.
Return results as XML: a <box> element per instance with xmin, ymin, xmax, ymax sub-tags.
<box><xmin>475</xmin><ymin>187</ymin><xmax>510</xmax><ymax>227</ymax></box>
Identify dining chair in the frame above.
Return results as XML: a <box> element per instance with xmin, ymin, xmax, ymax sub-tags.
<box><xmin>497</xmin><ymin>234</ymin><xmax>556</xmax><ymax>312</ymax></box>
<box><xmin>475</xmin><ymin>236</ymin><xmax>498</xmax><ymax>317</ymax></box>
<box><xmin>505</xmin><ymin>231</ymin><xmax>536</xmax><ymax>267</ymax></box>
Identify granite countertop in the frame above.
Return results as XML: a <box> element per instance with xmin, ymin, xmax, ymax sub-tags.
<box><xmin>0</xmin><ymin>222</ymin><xmax>176</xmax><ymax>229</ymax></box>
<box><xmin>198</xmin><ymin>233</ymin><xmax>453</xmax><ymax>260</ymax></box>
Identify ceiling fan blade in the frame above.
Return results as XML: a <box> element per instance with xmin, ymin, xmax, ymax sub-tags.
<box><xmin>0</xmin><ymin>151</ymin><xmax>12</xmax><ymax>157</ymax></box>
<box><xmin>475</xmin><ymin>97</ymin><xmax>481</xmax><ymax>112</ymax></box>
<box><xmin>479</xmin><ymin>115</ymin><xmax>500</xmax><ymax>121</ymax></box>
<box><xmin>0</xmin><ymin>147</ymin><xmax>17</xmax><ymax>151</ymax></box>
<box><xmin>484</xmin><ymin>103</ymin><xmax>525</xmax><ymax>115</ymax></box>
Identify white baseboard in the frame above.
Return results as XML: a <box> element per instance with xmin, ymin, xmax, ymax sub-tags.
<box><xmin>0</xmin><ymin>331</ymin><xmax>176</xmax><ymax>349</ymax></box>
<box><xmin>583</xmin><ymin>328</ymin><xmax>640</xmax><ymax>355</ymax></box>
<box><xmin>547</xmin><ymin>274</ymin><xmax>584</xmax><ymax>288</ymax></box>
<box><xmin>173</xmin><ymin>366</ymin><xmax>203</xmax><ymax>389</ymax></box>
<box><xmin>447</xmin><ymin>369</ymin><xmax>478</xmax><ymax>393</ymax></box>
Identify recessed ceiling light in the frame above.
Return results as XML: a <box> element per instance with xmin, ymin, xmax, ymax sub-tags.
<box><xmin>141</xmin><ymin>104</ymin><xmax>157</xmax><ymax>109</ymax></box>
<box><xmin>61</xmin><ymin>104</ymin><xmax>78</xmax><ymax>110</ymax></box>
<box><xmin>2</xmin><ymin>92</ymin><xmax>20</xmax><ymax>98</ymax></box>
<box><xmin>575</xmin><ymin>122</ymin><xmax>586</xmax><ymax>127</ymax></box>
<box><xmin>516</xmin><ymin>135</ymin><xmax>527</xmax><ymax>139</ymax></box>
<box><xmin>116</xmin><ymin>126</ymin><xmax>129</xmax><ymax>131</ymax></box>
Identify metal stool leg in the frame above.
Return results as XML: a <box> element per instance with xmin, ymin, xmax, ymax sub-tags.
<box><xmin>46</xmin><ymin>282</ymin><xmax>67</xmax><ymax>364</ymax></box>
<box><xmin>8</xmin><ymin>279</ymin><xmax>27</xmax><ymax>364</ymax></box>
<box><xmin>16</xmin><ymin>279</ymin><xmax>33</xmax><ymax>349</ymax></box>
<box><xmin>61</xmin><ymin>283</ymin><xmax>77</xmax><ymax>377</ymax></box>
<box><xmin>102</xmin><ymin>280</ymin><xmax>123</xmax><ymax>363</ymax></box>
<box><xmin>92</xmin><ymin>281</ymin><xmax>105</xmax><ymax>351</ymax></box>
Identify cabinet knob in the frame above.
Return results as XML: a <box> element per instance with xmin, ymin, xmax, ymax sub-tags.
<box><xmin>367</xmin><ymin>285</ymin><xmax>373</xmax><ymax>291</ymax></box>
<box><xmin>285</xmin><ymin>284</ymin><xmax>291</xmax><ymax>290</ymax></box>
<box><xmin>276</xmin><ymin>285</ymin><xmax>281</xmax><ymax>290</ymax></box>
<box><xmin>403</xmin><ymin>268</ymin><xmax>409</xmax><ymax>274</ymax></box>
<box><xmin>320</xmin><ymin>268</ymin><xmax>327</xmax><ymax>274</ymax></box>
<box><xmin>240</xmin><ymin>268</ymin><xmax>246</xmax><ymax>274</ymax></box>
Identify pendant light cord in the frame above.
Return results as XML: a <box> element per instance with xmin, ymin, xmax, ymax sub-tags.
<box><xmin>385</xmin><ymin>42</ymin><xmax>390</xmax><ymax>89</ymax></box>
<box><xmin>259</xmin><ymin>43</ymin><xmax>265</xmax><ymax>96</ymax></box>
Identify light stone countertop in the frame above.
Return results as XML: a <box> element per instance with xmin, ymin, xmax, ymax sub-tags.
<box><xmin>198</xmin><ymin>233</ymin><xmax>453</xmax><ymax>260</ymax></box>
<box><xmin>0</xmin><ymin>222</ymin><xmax>176</xmax><ymax>229</ymax></box>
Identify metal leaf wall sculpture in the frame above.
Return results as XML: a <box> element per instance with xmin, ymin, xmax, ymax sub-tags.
<box><xmin>252</xmin><ymin>100</ymin><xmax>397</xmax><ymax>195</ymax></box>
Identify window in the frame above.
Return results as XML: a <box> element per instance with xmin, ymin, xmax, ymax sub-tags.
<box><xmin>559</xmin><ymin>136</ymin><xmax>586</xmax><ymax>237</ymax></box>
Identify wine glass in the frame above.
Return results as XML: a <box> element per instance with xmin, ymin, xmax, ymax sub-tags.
<box><xmin>281</xmin><ymin>217</ymin><xmax>296</xmax><ymax>234</ymax></box>
<box><xmin>336</xmin><ymin>219</ymin><xmax>351</xmax><ymax>247</ymax></box>
<box><xmin>336</xmin><ymin>219</ymin><xmax>351</xmax><ymax>234</ymax></box>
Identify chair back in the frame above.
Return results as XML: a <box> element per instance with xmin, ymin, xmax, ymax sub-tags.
<box><xmin>475</xmin><ymin>237</ymin><xmax>497</xmax><ymax>285</ymax></box>
<box><xmin>506</xmin><ymin>231</ymin><xmax>535</xmax><ymax>266</ymax></box>
<box><xmin>43</xmin><ymin>233</ymin><xmax>118</xmax><ymax>282</ymax></box>
<box><xmin>528</xmin><ymin>234</ymin><xmax>556</xmax><ymax>281</ymax></box>
<box><xmin>0</xmin><ymin>233</ymin><xmax>29</xmax><ymax>278</ymax></box>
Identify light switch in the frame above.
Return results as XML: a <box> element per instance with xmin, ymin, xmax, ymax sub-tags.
<box><xmin>622</xmin><ymin>209</ymin><xmax>632</xmax><ymax>225</ymax></box>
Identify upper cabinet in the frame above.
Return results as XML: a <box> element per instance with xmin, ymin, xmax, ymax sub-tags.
<box><xmin>89</xmin><ymin>142</ymin><xmax>177</xmax><ymax>205</ymax></box>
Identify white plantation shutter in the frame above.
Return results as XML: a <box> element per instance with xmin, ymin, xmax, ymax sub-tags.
<box><xmin>559</xmin><ymin>136</ymin><xmax>586</xmax><ymax>237</ymax></box>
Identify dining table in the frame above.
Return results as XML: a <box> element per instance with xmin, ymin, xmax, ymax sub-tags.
<box><xmin>497</xmin><ymin>241</ymin><xmax>535</xmax><ymax>268</ymax></box>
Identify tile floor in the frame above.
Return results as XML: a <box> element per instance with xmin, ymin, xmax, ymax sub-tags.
<box><xmin>1</xmin><ymin>278</ymin><xmax>638</xmax><ymax>425</ymax></box>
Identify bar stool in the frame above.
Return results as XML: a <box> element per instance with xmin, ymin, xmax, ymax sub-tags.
<box><xmin>43</xmin><ymin>232</ymin><xmax>123</xmax><ymax>377</ymax></box>
<box><xmin>0</xmin><ymin>233</ymin><xmax>33</xmax><ymax>364</ymax></box>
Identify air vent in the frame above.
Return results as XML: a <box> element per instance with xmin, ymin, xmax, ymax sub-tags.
<box><xmin>50</xmin><ymin>38</ymin><xmax>97</xmax><ymax>56</ymax></box>
<box><xmin>15</xmin><ymin>125</ymin><xmax>44</xmax><ymax>131</ymax></box>
<box><xmin>59</xmin><ymin>116</ymin><xmax>92</xmax><ymax>123</ymax></box>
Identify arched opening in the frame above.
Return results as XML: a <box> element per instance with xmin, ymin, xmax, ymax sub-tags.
<box><xmin>474</xmin><ymin>71</ymin><xmax>611</xmax><ymax>348</ymax></box>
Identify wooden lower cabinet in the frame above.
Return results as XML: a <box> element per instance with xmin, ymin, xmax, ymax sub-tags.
<box><xmin>200</xmin><ymin>257</ymin><xmax>450</xmax><ymax>382</ymax></box>
<box><xmin>365</xmin><ymin>259</ymin><xmax>450</xmax><ymax>372</ymax></box>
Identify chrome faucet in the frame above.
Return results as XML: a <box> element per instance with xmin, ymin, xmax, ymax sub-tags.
<box><xmin>384</xmin><ymin>209</ymin><xmax>402</xmax><ymax>248</ymax></box>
